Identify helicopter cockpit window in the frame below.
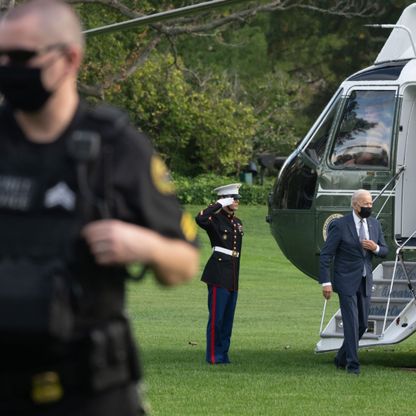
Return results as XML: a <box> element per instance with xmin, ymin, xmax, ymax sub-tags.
<box><xmin>330</xmin><ymin>90</ymin><xmax>395</xmax><ymax>169</ymax></box>
<box><xmin>303</xmin><ymin>92</ymin><xmax>341</xmax><ymax>164</ymax></box>
<box><xmin>273</xmin><ymin>93</ymin><xmax>343</xmax><ymax>210</ymax></box>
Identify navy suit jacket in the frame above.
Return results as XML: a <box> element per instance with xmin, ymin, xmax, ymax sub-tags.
<box><xmin>319</xmin><ymin>213</ymin><xmax>388</xmax><ymax>296</ymax></box>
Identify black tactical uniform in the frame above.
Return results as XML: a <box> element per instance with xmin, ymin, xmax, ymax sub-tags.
<box><xmin>196</xmin><ymin>198</ymin><xmax>243</xmax><ymax>364</ymax></box>
<box><xmin>0</xmin><ymin>101</ymin><xmax>197</xmax><ymax>415</ymax></box>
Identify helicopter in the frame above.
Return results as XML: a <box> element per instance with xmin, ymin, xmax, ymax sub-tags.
<box><xmin>267</xmin><ymin>2</ymin><xmax>416</xmax><ymax>352</ymax></box>
<box><xmin>84</xmin><ymin>0</ymin><xmax>416</xmax><ymax>353</ymax></box>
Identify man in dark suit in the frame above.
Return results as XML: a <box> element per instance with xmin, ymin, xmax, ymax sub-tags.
<box><xmin>195</xmin><ymin>183</ymin><xmax>243</xmax><ymax>364</ymax></box>
<box><xmin>319</xmin><ymin>189</ymin><xmax>388</xmax><ymax>375</ymax></box>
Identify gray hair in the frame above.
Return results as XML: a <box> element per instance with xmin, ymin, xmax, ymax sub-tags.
<box><xmin>351</xmin><ymin>189</ymin><xmax>371</xmax><ymax>207</ymax></box>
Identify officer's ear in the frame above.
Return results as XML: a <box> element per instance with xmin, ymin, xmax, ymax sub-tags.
<box><xmin>63</xmin><ymin>44</ymin><xmax>83</xmax><ymax>73</ymax></box>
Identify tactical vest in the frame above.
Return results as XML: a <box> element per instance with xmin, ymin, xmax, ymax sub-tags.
<box><xmin>0</xmin><ymin>103</ymin><xmax>142</xmax><ymax>379</ymax></box>
<box><xmin>0</xmin><ymin>104</ymin><xmax>153</xmax><ymax>415</ymax></box>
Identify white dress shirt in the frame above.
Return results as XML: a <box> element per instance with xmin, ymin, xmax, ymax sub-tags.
<box><xmin>352</xmin><ymin>210</ymin><xmax>379</xmax><ymax>254</ymax></box>
<box><xmin>353</xmin><ymin>210</ymin><xmax>369</xmax><ymax>239</ymax></box>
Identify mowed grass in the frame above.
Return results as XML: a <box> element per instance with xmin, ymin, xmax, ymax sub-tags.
<box><xmin>128</xmin><ymin>204</ymin><xmax>416</xmax><ymax>416</ymax></box>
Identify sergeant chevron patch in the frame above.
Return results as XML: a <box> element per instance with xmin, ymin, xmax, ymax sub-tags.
<box><xmin>44</xmin><ymin>182</ymin><xmax>76</xmax><ymax>211</ymax></box>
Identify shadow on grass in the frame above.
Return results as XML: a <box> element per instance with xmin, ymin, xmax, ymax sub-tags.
<box><xmin>360</xmin><ymin>348</ymin><xmax>416</xmax><ymax>370</ymax></box>
<box><xmin>143</xmin><ymin>345</ymin><xmax>416</xmax><ymax>376</ymax></box>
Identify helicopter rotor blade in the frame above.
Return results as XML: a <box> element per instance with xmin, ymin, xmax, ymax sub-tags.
<box><xmin>83</xmin><ymin>0</ymin><xmax>252</xmax><ymax>36</ymax></box>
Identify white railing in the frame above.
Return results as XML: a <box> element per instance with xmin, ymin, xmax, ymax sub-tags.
<box><xmin>374</xmin><ymin>165</ymin><xmax>405</xmax><ymax>219</ymax></box>
<box><xmin>382</xmin><ymin>230</ymin><xmax>416</xmax><ymax>334</ymax></box>
<box><xmin>319</xmin><ymin>299</ymin><xmax>328</xmax><ymax>335</ymax></box>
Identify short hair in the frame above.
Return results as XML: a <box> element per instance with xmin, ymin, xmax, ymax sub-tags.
<box><xmin>3</xmin><ymin>0</ymin><xmax>85</xmax><ymax>50</ymax></box>
<box><xmin>351</xmin><ymin>189</ymin><xmax>371</xmax><ymax>207</ymax></box>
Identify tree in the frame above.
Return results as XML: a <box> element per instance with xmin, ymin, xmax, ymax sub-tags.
<box><xmin>70</xmin><ymin>0</ymin><xmax>384</xmax><ymax>98</ymax></box>
<box><xmin>106</xmin><ymin>53</ymin><xmax>256</xmax><ymax>175</ymax></box>
<box><xmin>265</xmin><ymin>1</ymin><xmax>412</xmax><ymax>125</ymax></box>
<box><xmin>7</xmin><ymin>0</ymin><xmax>389</xmax><ymax>172</ymax></box>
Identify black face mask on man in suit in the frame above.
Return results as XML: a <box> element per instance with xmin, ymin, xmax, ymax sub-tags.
<box><xmin>359</xmin><ymin>207</ymin><xmax>372</xmax><ymax>219</ymax></box>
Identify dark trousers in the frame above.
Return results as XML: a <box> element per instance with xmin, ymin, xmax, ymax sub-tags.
<box><xmin>206</xmin><ymin>285</ymin><xmax>238</xmax><ymax>364</ymax></box>
<box><xmin>336</xmin><ymin>277</ymin><xmax>370</xmax><ymax>371</ymax></box>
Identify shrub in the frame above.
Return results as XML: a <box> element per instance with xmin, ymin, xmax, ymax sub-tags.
<box><xmin>173</xmin><ymin>173</ymin><xmax>273</xmax><ymax>206</ymax></box>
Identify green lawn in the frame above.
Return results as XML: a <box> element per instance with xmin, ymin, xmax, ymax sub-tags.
<box><xmin>128</xmin><ymin>205</ymin><xmax>416</xmax><ymax>416</ymax></box>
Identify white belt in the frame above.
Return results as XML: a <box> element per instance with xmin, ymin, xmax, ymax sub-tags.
<box><xmin>213</xmin><ymin>246</ymin><xmax>239</xmax><ymax>258</ymax></box>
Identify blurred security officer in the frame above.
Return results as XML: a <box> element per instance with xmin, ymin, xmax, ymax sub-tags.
<box><xmin>0</xmin><ymin>1</ymin><xmax>198</xmax><ymax>415</ymax></box>
<box><xmin>196</xmin><ymin>183</ymin><xmax>243</xmax><ymax>364</ymax></box>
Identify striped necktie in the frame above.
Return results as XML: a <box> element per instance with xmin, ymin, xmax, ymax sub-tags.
<box><xmin>359</xmin><ymin>219</ymin><xmax>366</xmax><ymax>276</ymax></box>
<box><xmin>359</xmin><ymin>219</ymin><xmax>366</xmax><ymax>242</ymax></box>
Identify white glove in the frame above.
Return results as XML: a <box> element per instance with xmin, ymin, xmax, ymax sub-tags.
<box><xmin>217</xmin><ymin>197</ymin><xmax>234</xmax><ymax>207</ymax></box>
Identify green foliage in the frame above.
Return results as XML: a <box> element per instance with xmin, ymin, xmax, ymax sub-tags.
<box><xmin>77</xmin><ymin>3</ymin><xmax>150</xmax><ymax>89</ymax></box>
<box><xmin>176</xmin><ymin>19</ymin><xmax>272</xmax><ymax>82</ymax></box>
<box><xmin>174</xmin><ymin>14</ymin><xmax>310</xmax><ymax>157</ymax></box>
<box><xmin>105</xmin><ymin>53</ymin><xmax>256</xmax><ymax>175</ymax></box>
<box><xmin>173</xmin><ymin>173</ymin><xmax>271</xmax><ymax>205</ymax></box>
<box><xmin>239</xmin><ymin>180</ymin><xmax>272</xmax><ymax>205</ymax></box>
<box><xmin>76</xmin><ymin>0</ymin><xmax>416</xmax><ymax>177</ymax></box>
<box><xmin>248</xmin><ymin>71</ymin><xmax>304</xmax><ymax>156</ymax></box>
<box><xmin>265</xmin><ymin>3</ymin><xmax>413</xmax><ymax>124</ymax></box>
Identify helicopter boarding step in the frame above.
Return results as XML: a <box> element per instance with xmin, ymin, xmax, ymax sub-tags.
<box><xmin>316</xmin><ymin>261</ymin><xmax>416</xmax><ymax>352</ymax></box>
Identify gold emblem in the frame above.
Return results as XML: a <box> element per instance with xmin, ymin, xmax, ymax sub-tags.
<box><xmin>322</xmin><ymin>213</ymin><xmax>344</xmax><ymax>241</ymax></box>
<box><xmin>150</xmin><ymin>155</ymin><xmax>175</xmax><ymax>195</ymax></box>
<box><xmin>31</xmin><ymin>372</ymin><xmax>63</xmax><ymax>404</ymax></box>
<box><xmin>181</xmin><ymin>211</ymin><xmax>197</xmax><ymax>242</ymax></box>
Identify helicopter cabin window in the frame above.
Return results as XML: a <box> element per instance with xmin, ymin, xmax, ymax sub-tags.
<box><xmin>330</xmin><ymin>90</ymin><xmax>395</xmax><ymax>169</ymax></box>
<box><xmin>273</xmin><ymin>157</ymin><xmax>317</xmax><ymax>209</ymax></box>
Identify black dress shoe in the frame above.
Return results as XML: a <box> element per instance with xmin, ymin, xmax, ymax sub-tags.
<box><xmin>334</xmin><ymin>357</ymin><xmax>346</xmax><ymax>369</ymax></box>
<box><xmin>346</xmin><ymin>368</ymin><xmax>360</xmax><ymax>375</ymax></box>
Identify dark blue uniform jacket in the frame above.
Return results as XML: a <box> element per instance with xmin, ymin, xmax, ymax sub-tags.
<box><xmin>196</xmin><ymin>202</ymin><xmax>243</xmax><ymax>291</ymax></box>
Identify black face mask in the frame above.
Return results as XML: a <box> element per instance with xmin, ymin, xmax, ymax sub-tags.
<box><xmin>359</xmin><ymin>206</ymin><xmax>372</xmax><ymax>219</ymax></box>
<box><xmin>0</xmin><ymin>65</ymin><xmax>53</xmax><ymax>112</ymax></box>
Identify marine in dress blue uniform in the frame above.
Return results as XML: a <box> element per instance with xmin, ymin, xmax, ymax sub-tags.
<box><xmin>196</xmin><ymin>183</ymin><xmax>243</xmax><ymax>364</ymax></box>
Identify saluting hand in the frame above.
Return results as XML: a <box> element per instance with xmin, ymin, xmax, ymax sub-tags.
<box><xmin>217</xmin><ymin>197</ymin><xmax>234</xmax><ymax>207</ymax></box>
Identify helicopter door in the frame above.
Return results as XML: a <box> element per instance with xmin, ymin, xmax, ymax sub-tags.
<box><xmin>395</xmin><ymin>84</ymin><xmax>416</xmax><ymax>239</ymax></box>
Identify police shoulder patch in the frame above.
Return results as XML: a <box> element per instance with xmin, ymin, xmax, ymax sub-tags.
<box><xmin>150</xmin><ymin>155</ymin><xmax>175</xmax><ymax>195</ymax></box>
<box><xmin>181</xmin><ymin>211</ymin><xmax>197</xmax><ymax>242</ymax></box>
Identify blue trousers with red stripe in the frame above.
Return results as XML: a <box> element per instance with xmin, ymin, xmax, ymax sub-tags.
<box><xmin>206</xmin><ymin>285</ymin><xmax>238</xmax><ymax>364</ymax></box>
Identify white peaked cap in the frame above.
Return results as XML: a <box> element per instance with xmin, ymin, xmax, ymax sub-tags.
<box><xmin>213</xmin><ymin>183</ymin><xmax>242</xmax><ymax>196</ymax></box>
